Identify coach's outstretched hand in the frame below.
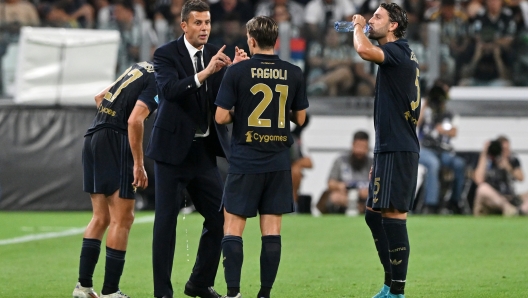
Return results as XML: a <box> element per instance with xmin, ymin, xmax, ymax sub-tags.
<box><xmin>207</xmin><ymin>45</ymin><xmax>232</xmax><ymax>74</ymax></box>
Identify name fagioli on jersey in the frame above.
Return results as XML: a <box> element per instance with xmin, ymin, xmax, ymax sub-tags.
<box><xmin>251</xmin><ymin>68</ymin><xmax>287</xmax><ymax>80</ymax></box>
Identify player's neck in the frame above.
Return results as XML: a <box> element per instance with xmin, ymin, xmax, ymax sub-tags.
<box><xmin>252</xmin><ymin>48</ymin><xmax>275</xmax><ymax>55</ymax></box>
<box><xmin>378</xmin><ymin>34</ymin><xmax>399</xmax><ymax>46</ymax></box>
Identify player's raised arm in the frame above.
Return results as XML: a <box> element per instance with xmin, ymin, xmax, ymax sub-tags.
<box><xmin>352</xmin><ymin>14</ymin><xmax>384</xmax><ymax>64</ymax></box>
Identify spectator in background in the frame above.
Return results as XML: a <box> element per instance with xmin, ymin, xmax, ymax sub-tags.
<box><xmin>39</xmin><ymin>0</ymin><xmax>95</xmax><ymax>28</ymax></box>
<box><xmin>42</xmin><ymin>1</ymin><xmax>82</xmax><ymax>28</ymax></box>
<box><xmin>417</xmin><ymin>80</ymin><xmax>466</xmax><ymax>214</ymax></box>
<box><xmin>304</xmin><ymin>0</ymin><xmax>355</xmax><ymax>40</ymax></box>
<box><xmin>460</xmin><ymin>0</ymin><xmax>516</xmax><ymax>86</ymax></box>
<box><xmin>473</xmin><ymin>136</ymin><xmax>528</xmax><ymax>216</ymax></box>
<box><xmin>255</xmin><ymin>0</ymin><xmax>305</xmax><ymax>30</ymax></box>
<box><xmin>99</xmin><ymin>0</ymin><xmax>142</xmax><ymax>74</ymax></box>
<box><xmin>426</xmin><ymin>0</ymin><xmax>470</xmax><ymax>85</ymax></box>
<box><xmin>306</xmin><ymin>27</ymin><xmax>355</xmax><ymax>96</ymax></box>
<box><xmin>209</xmin><ymin>0</ymin><xmax>253</xmax><ymax>36</ymax></box>
<box><xmin>209</xmin><ymin>12</ymin><xmax>249</xmax><ymax>59</ymax></box>
<box><xmin>464</xmin><ymin>0</ymin><xmax>485</xmax><ymax>19</ymax></box>
<box><xmin>0</xmin><ymin>0</ymin><xmax>40</xmax><ymax>32</ymax></box>
<box><xmin>350</xmin><ymin>43</ymin><xmax>376</xmax><ymax>96</ymax></box>
<box><xmin>290</xmin><ymin>114</ymin><xmax>313</xmax><ymax>204</ymax></box>
<box><xmin>402</xmin><ymin>0</ymin><xmax>426</xmax><ymax>41</ymax></box>
<box><xmin>152</xmin><ymin>0</ymin><xmax>185</xmax><ymax>44</ymax></box>
<box><xmin>358</xmin><ymin>0</ymin><xmax>403</xmax><ymax>14</ymax></box>
<box><xmin>317</xmin><ymin>131</ymin><xmax>372</xmax><ymax>215</ymax></box>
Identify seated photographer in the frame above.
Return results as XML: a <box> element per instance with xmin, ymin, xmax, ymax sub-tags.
<box><xmin>417</xmin><ymin>81</ymin><xmax>466</xmax><ymax>213</ymax></box>
<box><xmin>317</xmin><ymin>131</ymin><xmax>372</xmax><ymax>215</ymax></box>
<box><xmin>473</xmin><ymin>136</ymin><xmax>528</xmax><ymax>216</ymax></box>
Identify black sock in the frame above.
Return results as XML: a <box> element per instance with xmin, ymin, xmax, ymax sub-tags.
<box><xmin>78</xmin><ymin>238</ymin><xmax>101</xmax><ymax>288</ymax></box>
<box><xmin>365</xmin><ymin>210</ymin><xmax>391</xmax><ymax>286</ymax></box>
<box><xmin>382</xmin><ymin>217</ymin><xmax>409</xmax><ymax>294</ymax></box>
<box><xmin>260</xmin><ymin>235</ymin><xmax>281</xmax><ymax>294</ymax></box>
<box><xmin>384</xmin><ymin>272</ymin><xmax>392</xmax><ymax>288</ymax></box>
<box><xmin>101</xmin><ymin>247</ymin><xmax>126</xmax><ymax>295</ymax></box>
<box><xmin>257</xmin><ymin>286</ymin><xmax>271</xmax><ymax>298</ymax></box>
<box><xmin>222</xmin><ymin>235</ymin><xmax>243</xmax><ymax>296</ymax></box>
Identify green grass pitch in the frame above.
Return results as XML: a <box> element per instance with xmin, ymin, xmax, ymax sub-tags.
<box><xmin>0</xmin><ymin>211</ymin><xmax>527</xmax><ymax>297</ymax></box>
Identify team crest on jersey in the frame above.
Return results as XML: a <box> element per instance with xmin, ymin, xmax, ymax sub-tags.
<box><xmin>245</xmin><ymin>131</ymin><xmax>253</xmax><ymax>142</ymax></box>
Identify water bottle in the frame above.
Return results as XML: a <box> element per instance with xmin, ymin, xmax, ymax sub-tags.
<box><xmin>346</xmin><ymin>188</ymin><xmax>359</xmax><ymax>217</ymax></box>
<box><xmin>334</xmin><ymin>21</ymin><xmax>371</xmax><ymax>34</ymax></box>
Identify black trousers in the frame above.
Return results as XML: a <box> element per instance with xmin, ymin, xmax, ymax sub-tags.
<box><xmin>152</xmin><ymin>140</ymin><xmax>224</xmax><ymax>297</ymax></box>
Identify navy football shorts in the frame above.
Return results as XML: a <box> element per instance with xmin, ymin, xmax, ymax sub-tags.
<box><xmin>82</xmin><ymin>128</ymin><xmax>135</xmax><ymax>199</ymax></box>
<box><xmin>367</xmin><ymin>151</ymin><xmax>419</xmax><ymax>212</ymax></box>
<box><xmin>222</xmin><ymin>170</ymin><xmax>295</xmax><ymax>217</ymax></box>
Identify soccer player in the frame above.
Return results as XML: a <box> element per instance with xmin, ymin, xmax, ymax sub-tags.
<box><xmin>214</xmin><ymin>16</ymin><xmax>309</xmax><ymax>298</ymax></box>
<box><xmin>352</xmin><ymin>4</ymin><xmax>420</xmax><ymax>298</ymax></box>
<box><xmin>73</xmin><ymin>62</ymin><xmax>158</xmax><ymax>298</ymax></box>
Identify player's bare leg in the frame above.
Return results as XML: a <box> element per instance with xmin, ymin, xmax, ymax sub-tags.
<box><xmin>258</xmin><ymin>215</ymin><xmax>282</xmax><ymax>298</ymax></box>
<box><xmin>381</xmin><ymin>207</ymin><xmax>409</xmax><ymax>297</ymax></box>
<box><xmin>223</xmin><ymin>210</ymin><xmax>247</xmax><ymax>298</ymax></box>
<box><xmin>100</xmin><ymin>190</ymin><xmax>135</xmax><ymax>297</ymax></box>
<box><xmin>105</xmin><ymin>191</ymin><xmax>135</xmax><ymax>250</ymax></box>
<box><xmin>74</xmin><ymin>194</ymin><xmax>111</xmax><ymax>298</ymax></box>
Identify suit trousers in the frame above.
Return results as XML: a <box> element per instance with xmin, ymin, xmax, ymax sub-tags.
<box><xmin>152</xmin><ymin>139</ymin><xmax>225</xmax><ymax>297</ymax></box>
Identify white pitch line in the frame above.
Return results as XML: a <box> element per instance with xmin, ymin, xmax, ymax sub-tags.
<box><xmin>0</xmin><ymin>214</ymin><xmax>155</xmax><ymax>246</ymax></box>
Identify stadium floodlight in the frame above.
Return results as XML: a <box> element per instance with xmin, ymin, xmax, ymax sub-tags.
<box><xmin>14</xmin><ymin>27</ymin><xmax>120</xmax><ymax>105</ymax></box>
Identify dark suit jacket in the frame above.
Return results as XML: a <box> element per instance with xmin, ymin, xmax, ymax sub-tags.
<box><xmin>146</xmin><ymin>35</ymin><xmax>230</xmax><ymax>165</ymax></box>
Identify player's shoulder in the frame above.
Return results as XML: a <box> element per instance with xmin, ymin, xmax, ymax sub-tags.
<box><xmin>135</xmin><ymin>61</ymin><xmax>155</xmax><ymax>74</ymax></box>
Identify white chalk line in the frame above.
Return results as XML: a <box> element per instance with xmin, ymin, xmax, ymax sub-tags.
<box><xmin>0</xmin><ymin>215</ymin><xmax>155</xmax><ymax>246</ymax></box>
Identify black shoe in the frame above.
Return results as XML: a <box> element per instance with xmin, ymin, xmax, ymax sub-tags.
<box><xmin>156</xmin><ymin>296</ymin><xmax>173</xmax><ymax>298</ymax></box>
<box><xmin>184</xmin><ymin>280</ymin><xmax>223</xmax><ymax>298</ymax></box>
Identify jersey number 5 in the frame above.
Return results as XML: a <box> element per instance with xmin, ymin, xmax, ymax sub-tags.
<box><xmin>249</xmin><ymin>83</ymin><xmax>288</xmax><ymax>128</ymax></box>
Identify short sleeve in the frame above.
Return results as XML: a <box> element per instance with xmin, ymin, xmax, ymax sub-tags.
<box><xmin>137</xmin><ymin>73</ymin><xmax>158</xmax><ymax>113</ymax></box>
<box><xmin>328</xmin><ymin>156</ymin><xmax>343</xmax><ymax>181</ymax></box>
<box><xmin>290</xmin><ymin>68</ymin><xmax>309</xmax><ymax>111</ymax></box>
<box><xmin>380</xmin><ymin>43</ymin><xmax>403</xmax><ymax>66</ymax></box>
<box><xmin>215</xmin><ymin>66</ymin><xmax>238</xmax><ymax>110</ymax></box>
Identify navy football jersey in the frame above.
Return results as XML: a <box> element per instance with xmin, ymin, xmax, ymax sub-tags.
<box><xmin>86</xmin><ymin>62</ymin><xmax>158</xmax><ymax>136</ymax></box>
<box><xmin>374</xmin><ymin>39</ymin><xmax>420</xmax><ymax>153</ymax></box>
<box><xmin>215</xmin><ymin>54</ymin><xmax>309</xmax><ymax>174</ymax></box>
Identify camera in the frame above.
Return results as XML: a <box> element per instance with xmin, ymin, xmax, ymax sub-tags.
<box><xmin>487</xmin><ymin>139</ymin><xmax>502</xmax><ymax>159</ymax></box>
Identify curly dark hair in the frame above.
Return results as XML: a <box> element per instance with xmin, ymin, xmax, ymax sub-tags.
<box><xmin>380</xmin><ymin>2</ymin><xmax>408</xmax><ymax>39</ymax></box>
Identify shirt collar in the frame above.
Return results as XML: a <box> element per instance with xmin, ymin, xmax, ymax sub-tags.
<box><xmin>183</xmin><ymin>35</ymin><xmax>203</xmax><ymax>58</ymax></box>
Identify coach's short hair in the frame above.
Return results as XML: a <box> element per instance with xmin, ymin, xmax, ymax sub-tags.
<box><xmin>353</xmin><ymin>131</ymin><xmax>369</xmax><ymax>142</ymax></box>
<box><xmin>246</xmin><ymin>16</ymin><xmax>278</xmax><ymax>50</ymax></box>
<box><xmin>380</xmin><ymin>2</ymin><xmax>408</xmax><ymax>39</ymax></box>
<box><xmin>181</xmin><ymin>0</ymin><xmax>210</xmax><ymax>22</ymax></box>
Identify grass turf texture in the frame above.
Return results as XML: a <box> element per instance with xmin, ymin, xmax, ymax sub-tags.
<box><xmin>0</xmin><ymin>212</ymin><xmax>526</xmax><ymax>297</ymax></box>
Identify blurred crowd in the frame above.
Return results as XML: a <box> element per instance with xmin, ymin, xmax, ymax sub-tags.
<box><xmin>2</xmin><ymin>0</ymin><xmax>528</xmax><ymax>96</ymax></box>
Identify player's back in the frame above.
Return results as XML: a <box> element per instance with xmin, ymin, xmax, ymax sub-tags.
<box><xmin>374</xmin><ymin>39</ymin><xmax>420</xmax><ymax>153</ymax></box>
<box><xmin>216</xmin><ymin>54</ymin><xmax>308</xmax><ymax>174</ymax></box>
<box><xmin>86</xmin><ymin>62</ymin><xmax>156</xmax><ymax>135</ymax></box>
